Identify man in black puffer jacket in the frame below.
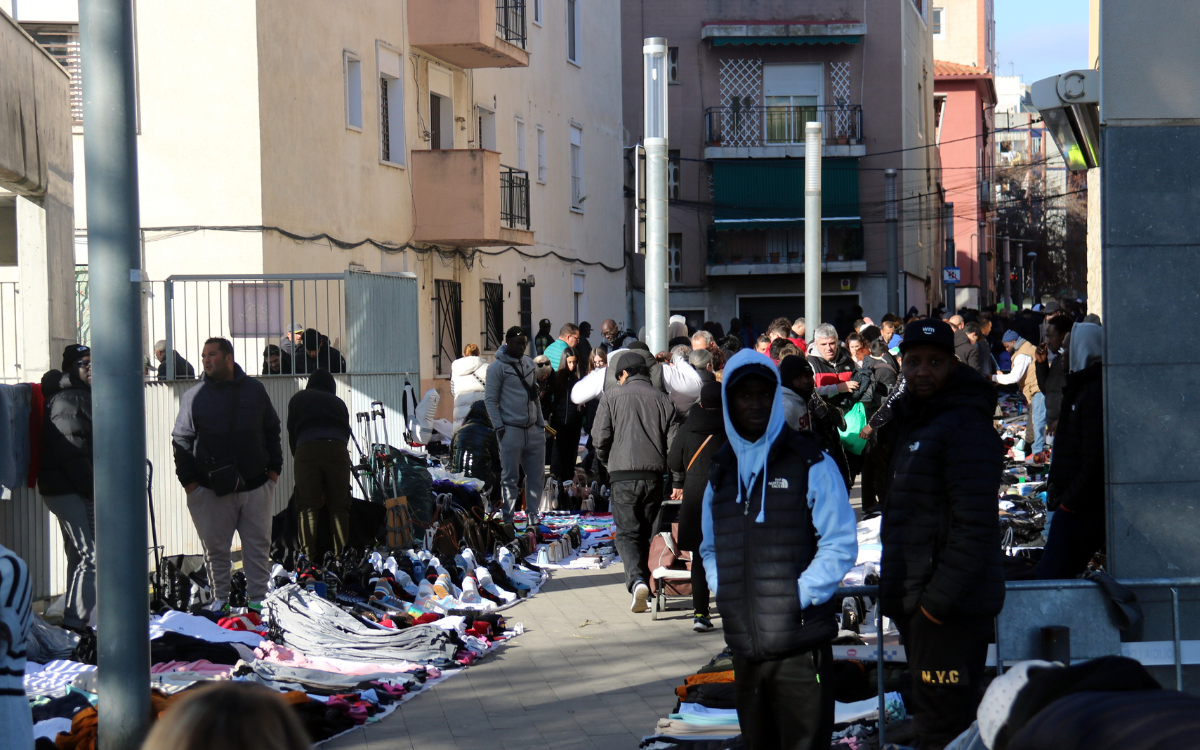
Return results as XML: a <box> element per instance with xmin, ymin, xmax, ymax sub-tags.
<box><xmin>1036</xmin><ymin>322</ymin><xmax>1103</xmax><ymax>580</ymax></box>
<box><xmin>699</xmin><ymin>350</ymin><xmax>857</xmax><ymax>750</ymax></box>
<box><xmin>449</xmin><ymin>400</ymin><xmax>502</xmax><ymax>501</ymax></box>
<box><xmin>879</xmin><ymin>319</ymin><xmax>1005</xmax><ymax>750</ymax></box>
<box><xmin>38</xmin><ymin>345</ymin><xmax>96</xmax><ymax>630</ymax></box>
<box><xmin>286</xmin><ymin>368</ymin><xmax>351</xmax><ymax>558</ymax></box>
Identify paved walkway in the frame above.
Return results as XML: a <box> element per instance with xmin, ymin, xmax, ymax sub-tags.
<box><xmin>325</xmin><ymin>566</ymin><xmax>722</xmax><ymax>750</ymax></box>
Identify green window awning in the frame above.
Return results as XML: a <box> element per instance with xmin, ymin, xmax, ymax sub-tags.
<box><xmin>712</xmin><ymin>158</ymin><xmax>860</xmax><ymax>230</ymax></box>
<box><xmin>711</xmin><ymin>35</ymin><xmax>861</xmax><ymax>46</ymax></box>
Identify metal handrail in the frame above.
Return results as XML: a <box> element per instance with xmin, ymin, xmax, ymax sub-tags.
<box><xmin>500</xmin><ymin>166</ymin><xmax>531</xmax><ymax>230</ymax></box>
<box><xmin>704</xmin><ymin>104</ymin><xmax>863</xmax><ymax>148</ymax></box>
<box><xmin>496</xmin><ymin>0</ymin><xmax>527</xmax><ymax>49</ymax></box>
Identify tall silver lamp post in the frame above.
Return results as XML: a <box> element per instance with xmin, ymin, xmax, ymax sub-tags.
<box><xmin>643</xmin><ymin>37</ymin><xmax>669</xmax><ymax>353</ymax></box>
<box><xmin>804</xmin><ymin>121</ymin><xmax>823</xmax><ymax>340</ymax></box>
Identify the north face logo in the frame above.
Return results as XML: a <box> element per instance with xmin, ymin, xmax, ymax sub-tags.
<box><xmin>909</xmin><ymin>441</ymin><xmax>920</xmax><ymax>452</ymax></box>
<box><xmin>923</xmin><ymin>326</ymin><xmax>935</xmax><ymax>334</ymax></box>
<box><xmin>768</xmin><ymin>478</ymin><xmax>789</xmax><ymax>489</ymax></box>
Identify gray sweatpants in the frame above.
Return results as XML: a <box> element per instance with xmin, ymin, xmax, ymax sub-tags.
<box><xmin>42</xmin><ymin>493</ymin><xmax>96</xmax><ymax>629</ymax></box>
<box><xmin>499</xmin><ymin>425</ymin><xmax>545</xmax><ymax>520</ymax></box>
<box><xmin>186</xmin><ymin>480</ymin><xmax>275</xmax><ymax>601</ymax></box>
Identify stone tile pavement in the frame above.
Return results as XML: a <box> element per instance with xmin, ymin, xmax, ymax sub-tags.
<box><xmin>324</xmin><ymin>566</ymin><xmax>724</xmax><ymax>750</ymax></box>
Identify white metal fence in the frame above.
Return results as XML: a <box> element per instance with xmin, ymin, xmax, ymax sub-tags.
<box><xmin>0</xmin><ymin>282</ymin><xmax>21</xmax><ymax>382</ymax></box>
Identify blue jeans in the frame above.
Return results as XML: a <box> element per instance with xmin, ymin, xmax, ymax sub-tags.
<box><xmin>1030</xmin><ymin>392</ymin><xmax>1047</xmax><ymax>454</ymax></box>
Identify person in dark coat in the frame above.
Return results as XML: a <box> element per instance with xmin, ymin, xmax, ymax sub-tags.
<box><xmin>449</xmin><ymin>400</ymin><xmax>502</xmax><ymax>498</ymax></box>
<box><xmin>1034</xmin><ymin>314</ymin><xmax>1072</xmax><ymax>434</ymax></box>
<box><xmin>953</xmin><ymin>327</ymin><xmax>980</xmax><ymax>372</ymax></box>
<box><xmin>878</xmin><ymin>319</ymin><xmax>1006</xmax><ymax>749</ymax></box>
<box><xmin>1036</xmin><ymin>322</ymin><xmax>1103</xmax><ymax>580</ymax></box>
<box><xmin>154</xmin><ymin>340</ymin><xmax>196</xmax><ymax>380</ymax></box>
<box><xmin>286</xmin><ymin>368</ymin><xmax>352</xmax><ymax>558</ymax></box>
<box><xmin>665</xmin><ymin>381</ymin><xmax>726</xmax><ymax>633</ymax></box>
<box><xmin>548</xmin><ymin>347</ymin><xmax>584</xmax><ymax>507</ymax></box>
<box><xmin>38</xmin><ymin>344</ymin><xmax>96</xmax><ymax>630</ymax></box>
<box><xmin>261</xmin><ymin>344</ymin><xmax>293</xmax><ymax>376</ymax></box>
<box><xmin>295</xmin><ymin>329</ymin><xmax>347</xmax><ymax>374</ymax></box>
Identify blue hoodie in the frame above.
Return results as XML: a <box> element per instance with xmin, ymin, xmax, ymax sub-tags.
<box><xmin>699</xmin><ymin>350</ymin><xmax>858</xmax><ymax>610</ymax></box>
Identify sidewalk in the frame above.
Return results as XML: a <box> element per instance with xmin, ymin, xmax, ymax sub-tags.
<box><xmin>325</xmin><ymin>566</ymin><xmax>722</xmax><ymax>750</ymax></box>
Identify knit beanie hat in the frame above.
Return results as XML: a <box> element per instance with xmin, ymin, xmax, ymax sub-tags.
<box><xmin>1002</xmin><ymin>329</ymin><xmax>1020</xmax><ymax>343</ymax></box>
<box><xmin>62</xmin><ymin>344</ymin><xmax>91</xmax><ymax>371</ymax></box>
<box><xmin>977</xmin><ymin>660</ymin><xmax>1056</xmax><ymax>748</ymax></box>
<box><xmin>778</xmin><ymin>354</ymin><xmax>813</xmax><ymax>386</ymax></box>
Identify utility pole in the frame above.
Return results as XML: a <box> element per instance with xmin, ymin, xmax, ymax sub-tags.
<box><xmin>804</xmin><ymin>121</ymin><xmax>823</xmax><ymax>339</ymax></box>
<box><xmin>78</xmin><ymin>0</ymin><xmax>151</xmax><ymax>747</ymax></box>
<box><xmin>642</xmin><ymin>38</ymin><xmax>669</xmax><ymax>353</ymax></box>
<box><xmin>1003</xmin><ymin>236</ymin><xmax>1012</xmax><ymax>311</ymax></box>
<box><xmin>885</xmin><ymin>169</ymin><xmax>899</xmax><ymax>315</ymax></box>
<box><xmin>1027</xmin><ymin>251</ymin><xmax>1038</xmax><ymax>307</ymax></box>
<box><xmin>944</xmin><ymin>202</ymin><xmax>956</xmax><ymax>313</ymax></box>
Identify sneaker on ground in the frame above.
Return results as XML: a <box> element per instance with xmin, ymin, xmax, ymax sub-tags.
<box><xmin>630</xmin><ymin>581</ymin><xmax>650</xmax><ymax>613</ymax></box>
<box><xmin>202</xmin><ymin>598</ymin><xmax>228</xmax><ymax>614</ymax></box>
<box><xmin>692</xmin><ymin>613</ymin><xmax>713</xmax><ymax>632</ymax></box>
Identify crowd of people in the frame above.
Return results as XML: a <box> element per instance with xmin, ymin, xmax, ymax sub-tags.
<box><xmin>8</xmin><ymin>297</ymin><xmax>1113</xmax><ymax>750</ymax></box>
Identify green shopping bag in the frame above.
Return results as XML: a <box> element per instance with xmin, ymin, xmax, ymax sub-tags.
<box><xmin>838</xmin><ymin>402</ymin><xmax>869</xmax><ymax>455</ymax></box>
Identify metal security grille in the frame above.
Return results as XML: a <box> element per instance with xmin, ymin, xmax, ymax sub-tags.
<box><xmin>496</xmin><ymin>0</ymin><xmax>527</xmax><ymax>48</ymax></box>
<box><xmin>500</xmin><ymin>166</ymin><xmax>530</xmax><ymax>229</ymax></box>
<box><xmin>380</xmin><ymin>77</ymin><xmax>391</xmax><ymax>162</ymax></box>
<box><xmin>519</xmin><ymin>281</ymin><xmax>532</xmax><ymax>342</ymax></box>
<box><xmin>483</xmin><ymin>281</ymin><xmax>504</xmax><ymax>351</ymax></box>
<box><xmin>434</xmin><ymin>279</ymin><xmax>462</xmax><ymax>375</ymax></box>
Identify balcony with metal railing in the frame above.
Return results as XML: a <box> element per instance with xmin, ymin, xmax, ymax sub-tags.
<box><xmin>704</xmin><ymin>104</ymin><xmax>864</xmax><ymax>159</ymax></box>
<box><xmin>411</xmin><ymin>149</ymin><xmax>534</xmax><ymax>247</ymax></box>
<box><xmin>409</xmin><ymin>0</ymin><xmax>530</xmax><ymax>69</ymax></box>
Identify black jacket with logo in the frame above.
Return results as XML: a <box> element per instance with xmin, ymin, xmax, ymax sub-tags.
<box><xmin>879</xmin><ymin>365</ymin><xmax>1006</xmax><ymax>621</ymax></box>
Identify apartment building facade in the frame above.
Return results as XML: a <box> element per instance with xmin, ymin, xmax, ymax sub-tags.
<box><xmin>932</xmin><ymin>0</ymin><xmax>996</xmax><ymax>310</ymax></box>
<box><xmin>621</xmin><ymin>0</ymin><xmax>943</xmax><ymax>333</ymax></box>
<box><xmin>10</xmin><ymin>0</ymin><xmax>626</xmax><ymax>416</ymax></box>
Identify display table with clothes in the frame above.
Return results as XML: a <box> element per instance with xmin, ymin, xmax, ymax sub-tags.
<box><xmin>20</xmin><ymin>539</ymin><xmax>552</xmax><ymax>748</ymax></box>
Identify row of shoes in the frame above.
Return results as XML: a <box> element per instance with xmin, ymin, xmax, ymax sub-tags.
<box><xmin>535</xmin><ymin>534</ymin><xmax>577</xmax><ymax>565</ymax></box>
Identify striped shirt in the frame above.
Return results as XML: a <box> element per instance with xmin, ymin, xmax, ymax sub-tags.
<box><xmin>0</xmin><ymin>544</ymin><xmax>32</xmax><ymax>697</ymax></box>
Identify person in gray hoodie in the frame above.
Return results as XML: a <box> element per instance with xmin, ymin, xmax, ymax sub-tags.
<box><xmin>484</xmin><ymin>326</ymin><xmax>546</xmax><ymax>523</ymax></box>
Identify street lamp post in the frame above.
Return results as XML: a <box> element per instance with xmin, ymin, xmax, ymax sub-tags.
<box><xmin>642</xmin><ymin>37</ymin><xmax>669</xmax><ymax>353</ymax></box>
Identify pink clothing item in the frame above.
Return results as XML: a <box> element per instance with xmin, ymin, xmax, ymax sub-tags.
<box><xmin>150</xmin><ymin>660</ymin><xmax>232</xmax><ymax>677</ymax></box>
<box><xmin>253</xmin><ymin>641</ymin><xmax>441</xmax><ymax>679</ymax></box>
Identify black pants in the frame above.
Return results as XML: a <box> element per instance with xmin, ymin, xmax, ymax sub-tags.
<box><xmin>732</xmin><ymin>646</ymin><xmax>833</xmax><ymax>750</ymax></box>
<box><xmin>896</xmin><ymin>612</ymin><xmax>992</xmax><ymax>750</ymax></box>
<box><xmin>610</xmin><ymin>478</ymin><xmax>663</xmax><ymax>592</ymax></box>
<box><xmin>1036</xmin><ymin>507</ymin><xmax>1105</xmax><ymax>579</ymax></box>
<box><xmin>691</xmin><ymin>556</ymin><xmax>710</xmax><ymax>616</ymax></box>
<box><xmin>551</xmin><ymin>419</ymin><xmax>584</xmax><ymax>482</ymax></box>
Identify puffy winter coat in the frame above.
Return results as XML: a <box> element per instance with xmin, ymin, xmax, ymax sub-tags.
<box><xmin>450</xmin><ymin>356</ymin><xmax>488</xmax><ymax>429</ymax></box>
<box><xmin>1046</xmin><ymin>363</ymin><xmax>1102</xmax><ymax>514</ymax></box>
<box><xmin>879</xmin><ymin>364</ymin><xmax>1006</xmax><ymax>621</ymax></box>
<box><xmin>665</xmin><ymin>405</ymin><xmax>725</xmax><ymax>551</ymax></box>
<box><xmin>449</xmin><ymin>400</ymin><xmax>501</xmax><ymax>487</ymax></box>
<box><xmin>38</xmin><ymin>371</ymin><xmax>93</xmax><ymax>499</ymax></box>
<box><xmin>809</xmin><ymin>349</ymin><xmax>873</xmax><ymax>413</ymax></box>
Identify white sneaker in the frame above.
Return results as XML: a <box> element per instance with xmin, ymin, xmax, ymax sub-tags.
<box><xmin>202</xmin><ymin>598</ymin><xmax>227</xmax><ymax>613</ymax></box>
<box><xmin>475</xmin><ymin>566</ymin><xmax>516</xmax><ymax>603</ymax></box>
<box><xmin>630</xmin><ymin>582</ymin><xmax>650</xmax><ymax>613</ymax></box>
<box><xmin>460</xmin><ymin>576</ymin><xmax>483</xmax><ymax>604</ymax></box>
<box><xmin>393</xmin><ymin>571</ymin><xmax>420</xmax><ymax>597</ymax></box>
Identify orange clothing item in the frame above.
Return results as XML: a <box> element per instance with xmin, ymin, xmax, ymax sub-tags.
<box><xmin>55</xmin><ymin>707</ymin><xmax>97</xmax><ymax>750</ymax></box>
<box><xmin>674</xmin><ymin>670</ymin><xmax>735</xmax><ymax>699</ymax></box>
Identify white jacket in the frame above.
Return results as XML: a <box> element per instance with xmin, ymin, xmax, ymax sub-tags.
<box><xmin>450</xmin><ymin>356</ymin><xmax>488</xmax><ymax>428</ymax></box>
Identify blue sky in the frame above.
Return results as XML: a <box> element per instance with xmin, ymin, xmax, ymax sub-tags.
<box><xmin>994</xmin><ymin>0</ymin><xmax>1090</xmax><ymax>83</ymax></box>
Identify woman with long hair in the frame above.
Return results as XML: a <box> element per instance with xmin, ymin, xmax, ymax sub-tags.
<box><xmin>548</xmin><ymin>346</ymin><xmax>584</xmax><ymax>509</ymax></box>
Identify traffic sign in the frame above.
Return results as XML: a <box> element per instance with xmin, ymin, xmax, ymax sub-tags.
<box><xmin>942</xmin><ymin>266</ymin><xmax>961</xmax><ymax>284</ymax></box>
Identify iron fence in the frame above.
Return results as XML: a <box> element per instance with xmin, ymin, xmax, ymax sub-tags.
<box><xmin>496</xmin><ymin>0</ymin><xmax>527</xmax><ymax>48</ymax></box>
<box><xmin>704</xmin><ymin>104</ymin><xmax>863</xmax><ymax>148</ymax></box>
<box><xmin>501</xmin><ymin>165</ymin><xmax>531</xmax><ymax>230</ymax></box>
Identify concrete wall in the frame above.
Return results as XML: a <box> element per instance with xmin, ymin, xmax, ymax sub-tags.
<box><xmin>936</xmin><ymin>77</ymin><xmax>992</xmax><ymax>290</ymax></box>
<box><xmin>0</xmin><ymin>8</ymin><xmax>75</xmax><ymax>374</ymax></box>
<box><xmin>932</xmin><ymin>0</ymin><xmax>993</xmax><ymax>72</ymax></box>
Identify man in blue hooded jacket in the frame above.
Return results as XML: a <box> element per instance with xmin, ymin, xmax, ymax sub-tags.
<box><xmin>699</xmin><ymin>350</ymin><xmax>857</xmax><ymax>750</ymax></box>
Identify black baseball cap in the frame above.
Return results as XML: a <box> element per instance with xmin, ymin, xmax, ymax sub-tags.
<box><xmin>899</xmin><ymin>318</ymin><xmax>956</xmax><ymax>355</ymax></box>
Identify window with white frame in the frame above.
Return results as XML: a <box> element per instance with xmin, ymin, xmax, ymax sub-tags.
<box><xmin>668</xmin><ymin>150</ymin><xmax>680</xmax><ymax>200</ymax></box>
<box><xmin>344</xmin><ymin>52</ymin><xmax>363</xmax><ymax>130</ymax></box>
<box><xmin>515</xmin><ymin>118</ymin><xmax>527</xmax><ymax>170</ymax></box>
<box><xmin>668</xmin><ymin>234</ymin><xmax>683</xmax><ymax>284</ymax></box>
<box><xmin>570</xmin><ymin>124</ymin><xmax>584</xmax><ymax>210</ymax></box>
<box><xmin>378</xmin><ymin>45</ymin><xmax>405</xmax><ymax>165</ymax></box>
<box><xmin>532</xmin><ymin>0</ymin><xmax>542</xmax><ymax>25</ymax></box>
<box><xmin>567</xmin><ymin>0</ymin><xmax>581</xmax><ymax>65</ymax></box>
<box><xmin>668</xmin><ymin>47</ymin><xmax>679</xmax><ymax>84</ymax></box>
<box><xmin>536</xmin><ymin>126</ymin><xmax>547</xmax><ymax>183</ymax></box>
<box><xmin>932</xmin><ymin>8</ymin><xmax>945</xmax><ymax>37</ymax></box>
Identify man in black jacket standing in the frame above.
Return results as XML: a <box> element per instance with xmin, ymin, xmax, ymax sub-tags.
<box><xmin>1034</xmin><ymin>315</ymin><xmax>1072</xmax><ymax>435</ymax></box>
<box><xmin>592</xmin><ymin>351</ymin><xmax>680</xmax><ymax>613</ymax></box>
<box><xmin>286</xmin><ymin>368</ymin><xmax>351</xmax><ymax>558</ymax></box>
<box><xmin>173</xmin><ymin>337</ymin><xmax>283</xmax><ymax>613</ymax></box>
<box><xmin>880</xmin><ymin>319</ymin><xmax>1005</xmax><ymax>749</ymax></box>
<box><xmin>699</xmin><ymin>350</ymin><xmax>857</xmax><ymax>750</ymax></box>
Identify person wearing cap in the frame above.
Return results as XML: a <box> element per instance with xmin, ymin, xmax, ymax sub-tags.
<box><xmin>38</xmin><ymin>345</ymin><xmax>97</xmax><ymax>630</ymax></box>
<box><xmin>995</xmin><ymin>328</ymin><xmax>1046</xmax><ymax>457</ymax></box>
<box><xmin>698</xmin><ymin>350</ymin><xmax>856</xmax><ymax>750</ymax></box>
<box><xmin>153</xmin><ymin>340</ymin><xmax>196</xmax><ymax>381</ymax></box>
<box><xmin>279</xmin><ymin>323</ymin><xmax>305</xmax><ymax>369</ymax></box>
<box><xmin>592</xmin><ymin>350</ymin><xmax>681</xmax><ymax>613</ymax></box>
<box><xmin>666</xmin><ymin>380</ymin><xmax>727</xmax><ymax>632</ymax></box>
<box><xmin>485</xmin><ymin>326</ymin><xmax>546</xmax><ymax>523</ymax></box>
<box><xmin>534</xmin><ymin>318</ymin><xmax>554</xmax><ymax>356</ymax></box>
<box><xmin>296</xmin><ymin>329</ymin><xmax>347</xmax><ymax>374</ymax></box>
<box><xmin>878</xmin><ymin>319</ymin><xmax>1005</xmax><ymax>749</ymax></box>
